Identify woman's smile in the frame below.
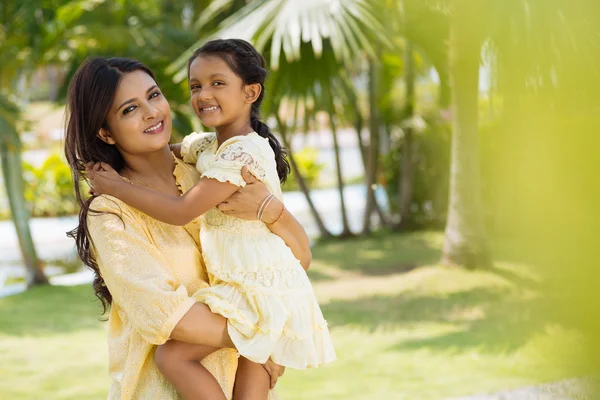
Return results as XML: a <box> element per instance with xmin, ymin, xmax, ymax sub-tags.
<box><xmin>143</xmin><ymin>120</ymin><xmax>164</xmax><ymax>134</ymax></box>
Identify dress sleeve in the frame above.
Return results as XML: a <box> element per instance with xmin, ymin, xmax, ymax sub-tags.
<box><xmin>180</xmin><ymin>132</ymin><xmax>216</xmax><ymax>164</ymax></box>
<box><xmin>201</xmin><ymin>137</ymin><xmax>267</xmax><ymax>187</ymax></box>
<box><xmin>87</xmin><ymin>196</ymin><xmax>196</xmax><ymax>345</ymax></box>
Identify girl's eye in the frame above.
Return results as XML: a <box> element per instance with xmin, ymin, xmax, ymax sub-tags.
<box><xmin>123</xmin><ymin>105</ymin><xmax>136</xmax><ymax>115</ymax></box>
<box><xmin>213</xmin><ymin>81</ymin><xmax>224</xmax><ymax>86</ymax></box>
<box><xmin>190</xmin><ymin>85</ymin><xmax>200</xmax><ymax>90</ymax></box>
<box><xmin>149</xmin><ymin>91</ymin><xmax>161</xmax><ymax>99</ymax></box>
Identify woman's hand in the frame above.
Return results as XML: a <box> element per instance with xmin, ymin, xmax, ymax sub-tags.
<box><xmin>217</xmin><ymin>167</ymin><xmax>271</xmax><ymax>221</ymax></box>
<box><xmin>86</xmin><ymin>162</ymin><xmax>122</xmax><ymax>196</ymax></box>
<box><xmin>262</xmin><ymin>359</ymin><xmax>285</xmax><ymax>389</ymax></box>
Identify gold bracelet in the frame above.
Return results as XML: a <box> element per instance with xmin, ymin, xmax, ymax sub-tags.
<box><xmin>257</xmin><ymin>194</ymin><xmax>274</xmax><ymax>221</ymax></box>
<box><xmin>259</xmin><ymin>194</ymin><xmax>276</xmax><ymax>221</ymax></box>
<box><xmin>267</xmin><ymin>203</ymin><xmax>285</xmax><ymax>225</ymax></box>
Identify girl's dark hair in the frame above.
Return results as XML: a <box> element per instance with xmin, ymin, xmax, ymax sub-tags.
<box><xmin>188</xmin><ymin>38</ymin><xmax>290</xmax><ymax>183</ymax></box>
<box><xmin>64</xmin><ymin>57</ymin><xmax>156</xmax><ymax>314</ymax></box>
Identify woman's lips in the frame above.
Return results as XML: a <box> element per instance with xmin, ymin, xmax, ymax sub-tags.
<box><xmin>143</xmin><ymin>120</ymin><xmax>164</xmax><ymax>134</ymax></box>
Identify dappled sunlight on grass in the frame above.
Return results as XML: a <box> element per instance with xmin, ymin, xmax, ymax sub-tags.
<box><xmin>0</xmin><ymin>231</ymin><xmax>590</xmax><ymax>399</ymax></box>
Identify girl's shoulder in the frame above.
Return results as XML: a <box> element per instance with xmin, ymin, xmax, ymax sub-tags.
<box><xmin>181</xmin><ymin>131</ymin><xmax>218</xmax><ymax>161</ymax></box>
<box><xmin>217</xmin><ymin>132</ymin><xmax>269</xmax><ymax>158</ymax></box>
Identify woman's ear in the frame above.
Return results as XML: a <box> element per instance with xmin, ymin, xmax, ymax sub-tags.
<box><xmin>244</xmin><ymin>83</ymin><xmax>262</xmax><ymax>104</ymax></box>
<box><xmin>97</xmin><ymin>128</ymin><xmax>116</xmax><ymax>145</ymax></box>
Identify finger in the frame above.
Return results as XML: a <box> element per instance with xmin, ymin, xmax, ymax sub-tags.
<box><xmin>100</xmin><ymin>162</ymin><xmax>111</xmax><ymax>171</ymax></box>
<box><xmin>270</xmin><ymin>370</ymin><xmax>277</xmax><ymax>389</ymax></box>
<box><xmin>216</xmin><ymin>202</ymin><xmax>231</xmax><ymax>211</ymax></box>
<box><xmin>241</xmin><ymin>166</ymin><xmax>257</xmax><ymax>184</ymax></box>
<box><xmin>261</xmin><ymin>364</ymin><xmax>274</xmax><ymax>388</ymax></box>
<box><xmin>93</xmin><ymin>163</ymin><xmax>103</xmax><ymax>172</ymax></box>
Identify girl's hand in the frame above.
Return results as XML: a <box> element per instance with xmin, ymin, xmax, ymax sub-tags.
<box><xmin>217</xmin><ymin>167</ymin><xmax>271</xmax><ymax>220</ymax></box>
<box><xmin>86</xmin><ymin>162</ymin><xmax>122</xmax><ymax>196</ymax></box>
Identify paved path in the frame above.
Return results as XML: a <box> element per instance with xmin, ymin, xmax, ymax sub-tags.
<box><xmin>0</xmin><ymin>184</ymin><xmax>388</xmax><ymax>297</ymax></box>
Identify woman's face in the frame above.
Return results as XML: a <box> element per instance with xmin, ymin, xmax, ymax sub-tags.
<box><xmin>101</xmin><ymin>70</ymin><xmax>172</xmax><ymax>155</ymax></box>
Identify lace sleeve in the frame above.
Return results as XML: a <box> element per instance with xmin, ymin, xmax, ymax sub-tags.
<box><xmin>201</xmin><ymin>140</ymin><xmax>266</xmax><ymax>187</ymax></box>
<box><xmin>180</xmin><ymin>132</ymin><xmax>217</xmax><ymax>164</ymax></box>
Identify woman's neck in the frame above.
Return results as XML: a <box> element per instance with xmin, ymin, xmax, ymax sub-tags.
<box><xmin>215</xmin><ymin>118</ymin><xmax>253</xmax><ymax>146</ymax></box>
<box><xmin>121</xmin><ymin>146</ymin><xmax>175</xmax><ymax>184</ymax></box>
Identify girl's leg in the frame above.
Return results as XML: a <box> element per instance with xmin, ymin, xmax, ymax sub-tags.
<box><xmin>155</xmin><ymin>340</ymin><xmax>225</xmax><ymax>400</ymax></box>
<box><xmin>232</xmin><ymin>356</ymin><xmax>271</xmax><ymax>400</ymax></box>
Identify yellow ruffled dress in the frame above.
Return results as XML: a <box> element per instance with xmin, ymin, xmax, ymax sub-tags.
<box><xmin>181</xmin><ymin>132</ymin><xmax>336</xmax><ymax>369</ymax></box>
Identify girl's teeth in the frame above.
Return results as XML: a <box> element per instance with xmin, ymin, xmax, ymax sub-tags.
<box><xmin>203</xmin><ymin>106</ymin><xmax>218</xmax><ymax>111</ymax></box>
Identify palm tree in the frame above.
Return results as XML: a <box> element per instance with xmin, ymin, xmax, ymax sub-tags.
<box><xmin>0</xmin><ymin>0</ymin><xmax>112</xmax><ymax>287</ymax></box>
<box><xmin>174</xmin><ymin>0</ymin><xmax>388</xmax><ymax>238</ymax></box>
<box><xmin>441</xmin><ymin>1</ymin><xmax>491</xmax><ymax>268</ymax></box>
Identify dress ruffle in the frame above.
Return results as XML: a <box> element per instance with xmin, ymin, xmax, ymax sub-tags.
<box><xmin>192</xmin><ymin>221</ymin><xmax>337</xmax><ymax>369</ymax></box>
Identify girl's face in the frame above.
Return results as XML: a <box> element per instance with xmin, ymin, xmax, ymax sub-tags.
<box><xmin>100</xmin><ymin>70</ymin><xmax>172</xmax><ymax>155</ymax></box>
<box><xmin>188</xmin><ymin>55</ymin><xmax>257</xmax><ymax>130</ymax></box>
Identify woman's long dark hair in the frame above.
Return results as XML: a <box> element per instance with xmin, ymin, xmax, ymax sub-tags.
<box><xmin>64</xmin><ymin>57</ymin><xmax>156</xmax><ymax>314</ymax></box>
<box><xmin>188</xmin><ymin>38</ymin><xmax>291</xmax><ymax>183</ymax></box>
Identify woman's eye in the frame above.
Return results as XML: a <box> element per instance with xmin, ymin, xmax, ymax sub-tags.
<box><xmin>213</xmin><ymin>81</ymin><xmax>224</xmax><ymax>86</ymax></box>
<box><xmin>149</xmin><ymin>91</ymin><xmax>161</xmax><ymax>99</ymax></box>
<box><xmin>190</xmin><ymin>84</ymin><xmax>200</xmax><ymax>90</ymax></box>
<box><xmin>123</xmin><ymin>105</ymin><xmax>136</xmax><ymax>115</ymax></box>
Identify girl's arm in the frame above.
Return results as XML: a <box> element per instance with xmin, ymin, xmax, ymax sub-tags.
<box><xmin>89</xmin><ymin>162</ymin><xmax>238</xmax><ymax>226</ymax></box>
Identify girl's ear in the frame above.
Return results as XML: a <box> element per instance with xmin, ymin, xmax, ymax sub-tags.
<box><xmin>244</xmin><ymin>83</ymin><xmax>262</xmax><ymax>104</ymax></box>
<box><xmin>98</xmin><ymin>128</ymin><xmax>117</xmax><ymax>145</ymax></box>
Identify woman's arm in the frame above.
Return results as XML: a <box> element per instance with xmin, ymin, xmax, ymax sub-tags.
<box><xmin>88</xmin><ymin>162</ymin><xmax>238</xmax><ymax>226</ymax></box>
<box><xmin>217</xmin><ymin>173</ymin><xmax>312</xmax><ymax>270</ymax></box>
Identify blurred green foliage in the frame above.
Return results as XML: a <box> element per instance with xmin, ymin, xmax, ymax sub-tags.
<box><xmin>22</xmin><ymin>154</ymin><xmax>80</xmax><ymax>218</ymax></box>
<box><xmin>282</xmin><ymin>147</ymin><xmax>325</xmax><ymax>192</ymax></box>
<box><xmin>382</xmin><ymin>113</ymin><xmax>451</xmax><ymax>228</ymax></box>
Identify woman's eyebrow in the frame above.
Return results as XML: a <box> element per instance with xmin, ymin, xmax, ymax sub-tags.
<box><xmin>116</xmin><ymin>85</ymin><xmax>158</xmax><ymax>111</ymax></box>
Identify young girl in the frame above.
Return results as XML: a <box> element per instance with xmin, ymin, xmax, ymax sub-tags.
<box><xmin>89</xmin><ymin>39</ymin><xmax>336</xmax><ymax>398</ymax></box>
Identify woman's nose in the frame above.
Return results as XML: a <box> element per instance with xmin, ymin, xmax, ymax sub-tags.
<box><xmin>143</xmin><ymin>103</ymin><xmax>160</xmax><ymax>120</ymax></box>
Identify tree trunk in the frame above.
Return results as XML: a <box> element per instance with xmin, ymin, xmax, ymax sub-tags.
<box><xmin>276</xmin><ymin>117</ymin><xmax>333</xmax><ymax>239</ymax></box>
<box><xmin>328</xmin><ymin>113</ymin><xmax>353</xmax><ymax>237</ymax></box>
<box><xmin>397</xmin><ymin>41</ymin><xmax>417</xmax><ymax>230</ymax></box>
<box><xmin>362</xmin><ymin>59</ymin><xmax>381</xmax><ymax>235</ymax></box>
<box><xmin>0</xmin><ymin>134</ymin><xmax>48</xmax><ymax>287</ymax></box>
<box><xmin>442</xmin><ymin>6</ymin><xmax>491</xmax><ymax>269</ymax></box>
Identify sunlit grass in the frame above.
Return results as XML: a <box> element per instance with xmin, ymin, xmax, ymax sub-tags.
<box><xmin>0</xmin><ymin>231</ymin><xmax>591</xmax><ymax>399</ymax></box>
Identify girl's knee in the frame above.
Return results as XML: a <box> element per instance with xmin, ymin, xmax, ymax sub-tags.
<box><xmin>154</xmin><ymin>340</ymin><xmax>182</xmax><ymax>372</ymax></box>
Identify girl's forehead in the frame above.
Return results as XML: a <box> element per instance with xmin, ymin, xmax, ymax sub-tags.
<box><xmin>190</xmin><ymin>55</ymin><xmax>235</xmax><ymax>76</ymax></box>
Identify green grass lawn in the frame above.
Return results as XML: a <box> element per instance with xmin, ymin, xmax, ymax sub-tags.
<box><xmin>0</xmin><ymin>231</ymin><xmax>591</xmax><ymax>399</ymax></box>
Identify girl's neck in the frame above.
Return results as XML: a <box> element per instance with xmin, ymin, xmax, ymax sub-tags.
<box><xmin>215</xmin><ymin>119</ymin><xmax>254</xmax><ymax>146</ymax></box>
<box><xmin>121</xmin><ymin>145</ymin><xmax>175</xmax><ymax>183</ymax></box>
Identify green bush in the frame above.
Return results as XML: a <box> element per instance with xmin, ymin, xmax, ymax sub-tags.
<box><xmin>382</xmin><ymin>114</ymin><xmax>452</xmax><ymax>228</ymax></box>
<box><xmin>22</xmin><ymin>153</ymin><xmax>81</xmax><ymax>217</ymax></box>
<box><xmin>282</xmin><ymin>147</ymin><xmax>325</xmax><ymax>192</ymax></box>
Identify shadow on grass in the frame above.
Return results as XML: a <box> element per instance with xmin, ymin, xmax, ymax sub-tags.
<box><xmin>312</xmin><ymin>230</ymin><xmax>442</xmax><ymax>275</ymax></box>
<box><xmin>323</xmin><ymin>286</ymin><xmax>556</xmax><ymax>353</ymax></box>
<box><xmin>0</xmin><ymin>284</ymin><xmax>104</xmax><ymax>336</ymax></box>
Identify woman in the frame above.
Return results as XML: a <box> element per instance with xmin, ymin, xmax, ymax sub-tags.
<box><xmin>64</xmin><ymin>57</ymin><xmax>312</xmax><ymax>399</ymax></box>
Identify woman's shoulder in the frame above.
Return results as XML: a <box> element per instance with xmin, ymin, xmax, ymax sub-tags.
<box><xmin>88</xmin><ymin>194</ymin><xmax>137</xmax><ymax>217</ymax></box>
